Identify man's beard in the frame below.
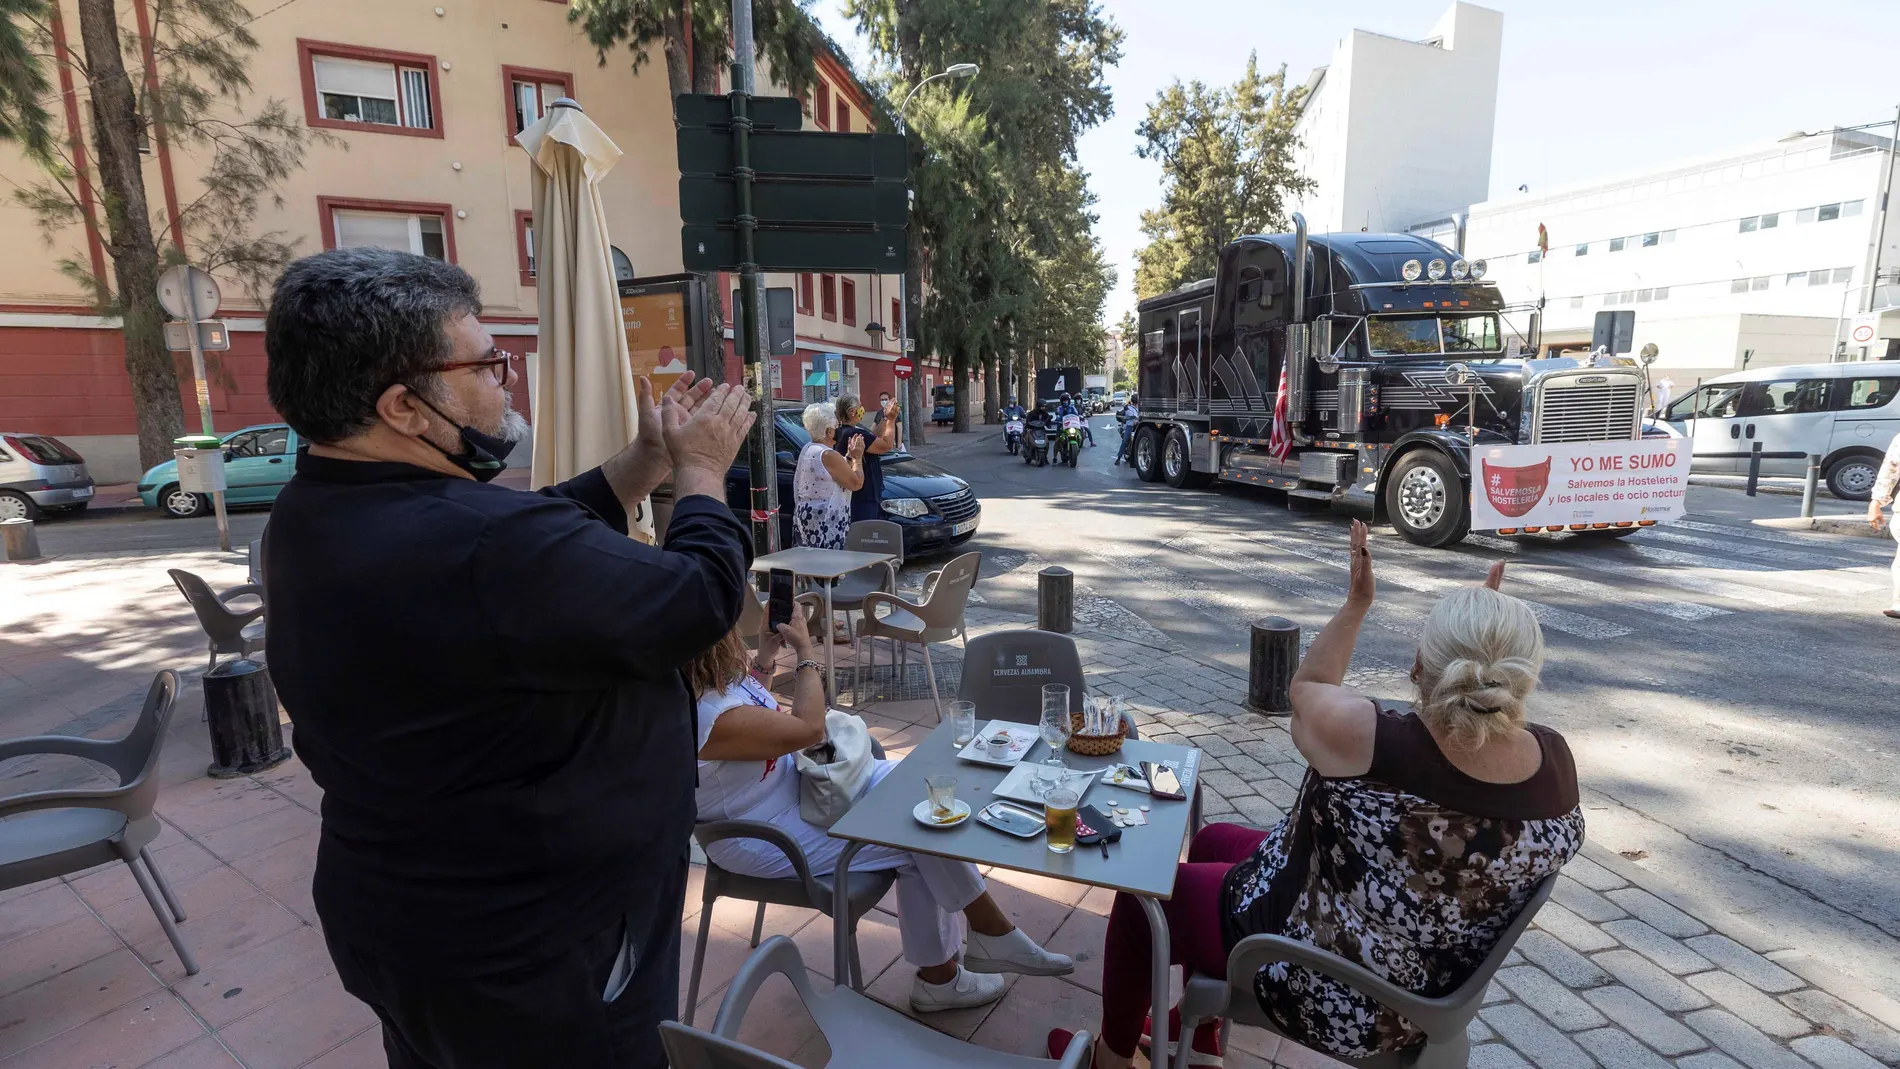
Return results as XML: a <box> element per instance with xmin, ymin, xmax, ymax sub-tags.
<box><xmin>496</xmin><ymin>405</ymin><xmax>530</xmax><ymax>443</ymax></box>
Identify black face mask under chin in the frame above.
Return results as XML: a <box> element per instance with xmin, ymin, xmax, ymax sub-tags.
<box><xmin>410</xmin><ymin>393</ymin><xmax>513</xmax><ymax>482</ymax></box>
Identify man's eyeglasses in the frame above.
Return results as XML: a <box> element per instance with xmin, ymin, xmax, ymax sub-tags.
<box><xmin>434</xmin><ymin>349</ymin><xmax>520</xmax><ymax>386</ymax></box>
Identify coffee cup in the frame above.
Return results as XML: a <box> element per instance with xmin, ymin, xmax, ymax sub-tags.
<box><xmin>986</xmin><ymin>732</ymin><xmax>1012</xmax><ymax>759</ymax></box>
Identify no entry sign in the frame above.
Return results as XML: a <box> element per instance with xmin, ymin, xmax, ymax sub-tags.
<box><xmin>893</xmin><ymin>356</ymin><xmax>915</xmax><ymax>379</ymax></box>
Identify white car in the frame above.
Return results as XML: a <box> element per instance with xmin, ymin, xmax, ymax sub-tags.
<box><xmin>0</xmin><ymin>432</ymin><xmax>95</xmax><ymax>520</ymax></box>
<box><xmin>1657</xmin><ymin>362</ymin><xmax>1898</xmax><ymax>499</ymax></box>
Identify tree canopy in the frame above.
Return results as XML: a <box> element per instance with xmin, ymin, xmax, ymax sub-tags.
<box><xmin>1133</xmin><ymin>53</ymin><xmax>1311</xmax><ymax>300</ymax></box>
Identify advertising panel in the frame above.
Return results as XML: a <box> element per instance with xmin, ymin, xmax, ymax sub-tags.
<box><xmin>1470</xmin><ymin>438</ymin><xmax>1689</xmax><ymax>530</ymax></box>
<box><xmin>621</xmin><ymin>288</ymin><xmax>691</xmax><ymax>395</ymax></box>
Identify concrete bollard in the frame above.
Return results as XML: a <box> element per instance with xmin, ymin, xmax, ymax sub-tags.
<box><xmin>1</xmin><ymin>517</ymin><xmax>42</xmax><ymax>562</ymax></box>
<box><xmin>1038</xmin><ymin>566</ymin><xmax>1074</xmax><ymax>634</ymax></box>
<box><xmin>1801</xmin><ymin>453</ymin><xmax>1821</xmax><ymax>519</ymax></box>
<box><xmin>1248</xmin><ymin>616</ymin><xmax>1300</xmax><ymax>715</ymax></box>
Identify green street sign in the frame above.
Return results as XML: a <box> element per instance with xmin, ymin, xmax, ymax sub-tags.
<box><xmin>683</xmin><ymin>225</ymin><xmax>908</xmax><ymax>273</ymax></box>
<box><xmin>676</xmin><ymin>129</ymin><xmax>907</xmax><ymax>181</ymax></box>
<box><xmin>679</xmin><ymin>176</ymin><xmax>907</xmax><ymax>230</ymax></box>
<box><xmin>673</xmin><ymin>93</ymin><xmax>804</xmax><ymax>131</ymax></box>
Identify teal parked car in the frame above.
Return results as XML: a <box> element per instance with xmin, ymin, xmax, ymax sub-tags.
<box><xmin>138</xmin><ymin>424</ymin><xmax>299</xmax><ymax>518</ymax></box>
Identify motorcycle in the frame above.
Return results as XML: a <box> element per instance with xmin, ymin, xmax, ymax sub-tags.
<box><xmin>1004</xmin><ymin>417</ymin><xmax>1025</xmax><ymax>456</ymax></box>
<box><xmin>1057</xmin><ymin>414</ymin><xmax>1085</xmax><ymax>467</ymax></box>
<box><xmin>1023</xmin><ymin>419</ymin><xmax>1050</xmax><ymax>466</ymax></box>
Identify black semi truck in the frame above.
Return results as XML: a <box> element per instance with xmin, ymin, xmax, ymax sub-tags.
<box><xmin>1130</xmin><ymin>216</ymin><xmax>1649</xmax><ymax>547</ymax></box>
<box><xmin>1036</xmin><ymin>366</ymin><xmax>1086</xmax><ymax>408</ymax></box>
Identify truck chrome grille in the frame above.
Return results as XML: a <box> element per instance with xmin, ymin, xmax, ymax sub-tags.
<box><xmin>1534</xmin><ymin>383</ymin><xmax>1640</xmax><ymax>443</ymax></box>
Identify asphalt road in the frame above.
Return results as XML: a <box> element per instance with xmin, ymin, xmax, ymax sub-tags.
<box><xmin>927</xmin><ymin>414</ymin><xmax>1900</xmax><ymax>1002</ymax></box>
<box><xmin>29</xmin><ymin>424</ymin><xmax>1900</xmax><ymax>1000</ymax></box>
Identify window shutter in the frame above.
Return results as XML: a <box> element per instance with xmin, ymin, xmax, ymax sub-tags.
<box><xmin>400</xmin><ymin>68</ymin><xmax>433</xmax><ymax>128</ymax></box>
<box><xmin>314</xmin><ymin>57</ymin><xmax>397</xmax><ymax>98</ymax></box>
<box><xmin>333</xmin><ymin>210</ymin><xmax>416</xmax><ymax>251</ymax></box>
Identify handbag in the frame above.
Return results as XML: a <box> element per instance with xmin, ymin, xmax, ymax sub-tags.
<box><xmin>794</xmin><ymin>709</ymin><xmax>877</xmax><ymax>828</ymax></box>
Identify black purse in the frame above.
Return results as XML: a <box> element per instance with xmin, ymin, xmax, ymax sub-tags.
<box><xmin>1074</xmin><ymin>804</ymin><xmax>1123</xmax><ymax>857</ymax></box>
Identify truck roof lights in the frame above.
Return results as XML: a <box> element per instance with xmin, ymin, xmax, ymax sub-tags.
<box><xmin>1451</xmin><ymin>259</ymin><xmax>1470</xmax><ymax>280</ymax></box>
<box><xmin>1470</xmin><ymin>259</ymin><xmax>1488</xmax><ymax>280</ymax></box>
<box><xmin>1401</xmin><ymin>258</ymin><xmax>1423</xmax><ymax>282</ymax></box>
<box><xmin>1426</xmin><ymin>258</ymin><xmax>1448</xmax><ymax>281</ymax></box>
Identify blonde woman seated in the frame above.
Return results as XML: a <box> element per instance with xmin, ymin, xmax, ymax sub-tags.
<box><xmin>689</xmin><ymin>607</ymin><xmax>1071</xmax><ymax>1012</ymax></box>
<box><xmin>1052</xmin><ymin>521</ymin><xmax>1582</xmax><ymax>1066</ymax></box>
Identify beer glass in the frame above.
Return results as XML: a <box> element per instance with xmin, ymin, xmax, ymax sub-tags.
<box><xmin>1044</xmin><ymin>787</ymin><xmax>1080</xmax><ymax>854</ymax></box>
<box><xmin>947</xmin><ymin>700</ymin><xmax>977</xmax><ymax>748</ymax></box>
<box><xmin>1036</xmin><ymin>684</ymin><xmax>1071</xmax><ymax>797</ymax></box>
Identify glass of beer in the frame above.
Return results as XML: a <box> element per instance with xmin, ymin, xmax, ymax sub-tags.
<box><xmin>947</xmin><ymin>700</ymin><xmax>978</xmax><ymax>748</ymax></box>
<box><xmin>1044</xmin><ymin>786</ymin><xmax>1080</xmax><ymax>853</ymax></box>
<box><xmin>926</xmin><ymin>775</ymin><xmax>958</xmax><ymax>822</ymax></box>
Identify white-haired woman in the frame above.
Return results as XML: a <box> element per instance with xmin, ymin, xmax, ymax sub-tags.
<box><xmin>1053</xmin><ymin>520</ymin><xmax>1583</xmax><ymax>1067</ymax></box>
<box><xmin>793</xmin><ymin>402</ymin><xmax>863</xmax><ymax>550</ymax></box>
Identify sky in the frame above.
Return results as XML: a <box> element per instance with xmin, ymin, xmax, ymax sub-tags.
<box><xmin>807</xmin><ymin>0</ymin><xmax>1900</xmax><ymax>326</ymax></box>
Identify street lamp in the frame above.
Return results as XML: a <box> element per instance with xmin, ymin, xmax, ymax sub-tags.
<box><xmin>895</xmin><ymin>62</ymin><xmax>979</xmax><ymax>438</ymax></box>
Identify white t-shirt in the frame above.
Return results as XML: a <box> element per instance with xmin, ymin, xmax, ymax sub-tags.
<box><xmin>694</xmin><ymin>676</ymin><xmax>800</xmax><ymax>823</ymax></box>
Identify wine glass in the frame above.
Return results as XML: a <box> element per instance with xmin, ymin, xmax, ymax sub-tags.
<box><xmin>1036</xmin><ymin>684</ymin><xmax>1071</xmax><ymax>797</ymax></box>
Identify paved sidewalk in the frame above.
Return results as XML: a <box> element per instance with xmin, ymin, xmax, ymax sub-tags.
<box><xmin>4</xmin><ymin>547</ymin><xmax>1900</xmax><ymax>1067</ymax></box>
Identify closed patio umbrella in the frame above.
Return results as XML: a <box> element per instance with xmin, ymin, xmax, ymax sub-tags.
<box><xmin>516</xmin><ymin>99</ymin><xmax>652</xmax><ymax>539</ymax></box>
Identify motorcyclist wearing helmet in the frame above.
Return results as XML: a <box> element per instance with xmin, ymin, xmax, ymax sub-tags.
<box><xmin>1002</xmin><ymin>397</ymin><xmax>1027</xmax><ymax>421</ymax></box>
<box><xmin>1055</xmin><ymin>393</ymin><xmax>1095</xmax><ymax>446</ymax></box>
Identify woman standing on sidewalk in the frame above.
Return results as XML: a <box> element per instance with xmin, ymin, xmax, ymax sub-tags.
<box><xmin>1865</xmin><ymin>427</ymin><xmax>1900</xmax><ymax>619</ymax></box>
<box><xmin>1052</xmin><ymin>520</ymin><xmax>1584</xmax><ymax>1065</ymax></box>
<box><xmin>793</xmin><ymin>402</ymin><xmax>862</xmax><ymax>550</ymax></box>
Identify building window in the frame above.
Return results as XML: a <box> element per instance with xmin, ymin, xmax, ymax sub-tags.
<box><xmin>1844</xmin><ymin>199</ymin><xmax>1865</xmax><ymax>217</ymax></box>
<box><xmin>1731</xmin><ymin>278</ymin><xmax>1751</xmax><ymax>294</ymax></box>
<box><xmin>1761</xmin><ymin>214</ymin><xmax>1779</xmax><ymax>230</ymax></box>
<box><xmin>1609</xmin><ymin>236</ymin><xmax>1627</xmax><ymax>251</ymax></box>
<box><xmin>1834</xmin><ymin>266</ymin><xmax>1853</xmax><ymax>284</ymax></box>
<box><xmin>299</xmin><ymin>41</ymin><xmax>441</xmax><ymax>138</ymax></box>
<box><xmin>1752</xmin><ymin>276</ymin><xmax>1769</xmax><ymax>291</ymax></box>
<box><xmin>820</xmin><ymin>274</ymin><xmax>836</xmax><ymax>320</ymax></box>
<box><xmin>1642</xmin><ymin>231</ymin><xmax>1659</xmax><ymax>247</ymax></box>
<box><xmin>504</xmin><ymin>66</ymin><xmax>573</xmax><ymax>136</ymax></box>
<box><xmin>836</xmin><ymin>100</ymin><xmax>850</xmax><ymax>132</ymax></box>
<box><xmin>1786</xmin><ymin>271</ymin><xmax>1807</xmax><ymax>285</ymax></box>
<box><xmin>515</xmin><ymin>210</ymin><xmax>535</xmax><ymax>285</ymax></box>
<box><xmin>1817</xmin><ymin>202</ymin><xmax>1841</xmax><ymax>222</ymax></box>
<box><xmin>1796</xmin><ymin>206</ymin><xmax>1817</xmax><ymax>224</ymax></box>
<box><xmin>1574</xmin><ymin>243</ymin><xmax>1589</xmax><ymax>257</ymax></box>
<box><xmin>891</xmin><ymin>298</ymin><xmax>901</xmax><ymax>344</ymax></box>
<box><xmin>1636</xmin><ymin>288</ymin><xmax>1653</xmax><ymax>303</ymax></box>
<box><xmin>1569</xmin><ymin>295</ymin><xmax>1585</xmax><ymax>309</ymax></box>
<box><xmin>1527</xmin><ymin>249</ymin><xmax>1542</xmax><ymax>263</ymax></box>
<box><xmin>797</xmin><ymin>273</ymin><xmax>814</xmax><ymax>314</ymax></box>
<box><xmin>842</xmin><ymin>278</ymin><xmax>857</xmax><ymax>325</ymax></box>
<box><xmin>1653</xmin><ymin>286</ymin><xmax>1669</xmax><ymax>300</ymax></box>
<box><xmin>319</xmin><ymin>197</ymin><xmax>454</xmax><ymax>260</ymax></box>
<box><xmin>815</xmin><ymin>81</ymin><xmax>831</xmax><ymax>129</ymax></box>
<box><xmin>1739</xmin><ymin>217</ymin><xmax>1758</xmax><ymax>234</ymax></box>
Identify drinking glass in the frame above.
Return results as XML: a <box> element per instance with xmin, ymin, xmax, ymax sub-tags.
<box><xmin>1044</xmin><ymin>786</ymin><xmax>1080</xmax><ymax>854</ymax></box>
<box><xmin>925</xmin><ymin>775</ymin><xmax>958</xmax><ymax>822</ymax></box>
<box><xmin>1037</xmin><ymin>684</ymin><xmax>1072</xmax><ymax>797</ymax></box>
<box><xmin>947</xmin><ymin>700</ymin><xmax>978</xmax><ymax>748</ymax></box>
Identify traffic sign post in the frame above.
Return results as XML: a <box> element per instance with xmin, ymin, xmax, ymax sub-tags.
<box><xmin>156</xmin><ymin>263</ymin><xmax>231</xmax><ymax>551</ymax></box>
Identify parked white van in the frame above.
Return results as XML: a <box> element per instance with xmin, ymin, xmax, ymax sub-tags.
<box><xmin>1657</xmin><ymin>362</ymin><xmax>1900</xmax><ymax>499</ymax></box>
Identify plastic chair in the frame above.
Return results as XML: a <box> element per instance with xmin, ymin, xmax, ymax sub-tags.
<box><xmin>169</xmin><ymin>568</ymin><xmax>264</xmax><ymax>674</ymax></box>
<box><xmin>666</xmin><ymin>937</ymin><xmax>1092</xmax><ymax>1069</ymax></box>
<box><xmin>246</xmin><ymin>538</ymin><xmax>262</xmax><ymax>586</ymax></box>
<box><xmin>854</xmin><ymin>551</ymin><xmax>980</xmax><ymax>710</ymax></box>
<box><xmin>1171</xmin><ymin>874</ymin><xmax>1559</xmax><ymax>1069</ymax></box>
<box><xmin>0</xmin><ymin>672</ymin><xmax>197</xmax><ymax>975</ymax></box>
<box><xmin>685</xmin><ymin>740</ymin><xmax>893</xmax><ymax>1021</ymax></box>
<box><xmin>829</xmin><ymin>520</ymin><xmax>904</xmax><ymax>640</ymax></box>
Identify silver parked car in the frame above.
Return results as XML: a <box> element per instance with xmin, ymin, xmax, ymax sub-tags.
<box><xmin>0</xmin><ymin>433</ymin><xmax>96</xmax><ymax>520</ymax></box>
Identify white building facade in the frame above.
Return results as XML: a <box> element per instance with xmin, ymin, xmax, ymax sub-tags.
<box><xmin>1413</xmin><ymin>130</ymin><xmax>1900</xmax><ymax>383</ymax></box>
<box><xmin>1290</xmin><ymin>2</ymin><xmax>1502</xmax><ymax>237</ymax></box>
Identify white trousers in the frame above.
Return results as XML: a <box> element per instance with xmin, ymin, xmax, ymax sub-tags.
<box><xmin>705</xmin><ymin>760</ymin><xmax>987</xmax><ymax>967</ymax></box>
<box><xmin>1890</xmin><ymin>522</ymin><xmax>1900</xmax><ymax>609</ymax></box>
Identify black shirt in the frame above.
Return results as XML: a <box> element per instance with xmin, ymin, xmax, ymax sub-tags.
<box><xmin>833</xmin><ymin>424</ymin><xmax>885</xmax><ymax>523</ymax></box>
<box><xmin>265</xmin><ymin>451</ymin><xmax>751</xmax><ymax>977</ymax></box>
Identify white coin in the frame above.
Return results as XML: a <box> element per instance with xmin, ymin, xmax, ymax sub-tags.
<box><xmin>1140</xmin><ymin>804</ymin><xmax>1151</xmax><ymax>812</ymax></box>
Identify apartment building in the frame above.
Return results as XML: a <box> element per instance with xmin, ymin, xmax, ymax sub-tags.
<box><xmin>0</xmin><ymin>0</ymin><xmax>913</xmax><ymax>483</ymax></box>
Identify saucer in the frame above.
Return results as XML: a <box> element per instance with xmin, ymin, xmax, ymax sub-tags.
<box><xmin>913</xmin><ymin>798</ymin><xmax>971</xmax><ymax>828</ymax></box>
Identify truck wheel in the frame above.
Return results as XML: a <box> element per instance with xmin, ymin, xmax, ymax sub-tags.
<box><xmin>1384</xmin><ymin>450</ymin><xmax>1470</xmax><ymax>548</ymax></box>
<box><xmin>1162</xmin><ymin>428</ymin><xmax>1212</xmax><ymax>488</ymax></box>
<box><xmin>1134</xmin><ymin>428</ymin><xmax>1164</xmax><ymax>483</ymax></box>
<box><xmin>1825</xmin><ymin>452</ymin><xmax>1880</xmax><ymax>501</ymax></box>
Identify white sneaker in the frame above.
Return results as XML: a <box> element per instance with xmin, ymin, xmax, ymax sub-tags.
<box><xmin>963</xmin><ymin>927</ymin><xmax>1075</xmax><ymax>976</ymax></box>
<box><xmin>909</xmin><ymin>966</ymin><xmax>1007</xmax><ymax>1012</ymax></box>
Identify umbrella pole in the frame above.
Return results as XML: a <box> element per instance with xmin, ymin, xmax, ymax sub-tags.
<box><xmin>730</xmin><ymin>0</ymin><xmax>782</xmax><ymax>554</ymax></box>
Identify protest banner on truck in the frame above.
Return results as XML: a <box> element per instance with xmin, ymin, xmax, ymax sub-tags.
<box><xmin>1470</xmin><ymin>438</ymin><xmax>1689</xmax><ymax>530</ymax></box>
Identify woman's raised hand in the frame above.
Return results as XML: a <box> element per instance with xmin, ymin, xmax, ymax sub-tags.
<box><xmin>775</xmin><ymin>604</ymin><xmax>815</xmax><ymax>656</ymax></box>
<box><xmin>846</xmin><ymin>434</ymin><xmax>866</xmax><ymax>460</ymax></box>
<box><xmin>1347</xmin><ymin>519</ymin><xmax>1375</xmax><ymax>606</ymax></box>
<box><xmin>1483</xmin><ymin>561</ymin><xmax>1506</xmax><ymax>590</ymax></box>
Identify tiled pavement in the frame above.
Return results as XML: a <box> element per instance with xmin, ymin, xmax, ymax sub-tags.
<box><xmin>5</xmin><ymin>545</ymin><xmax>1900</xmax><ymax>1067</ymax></box>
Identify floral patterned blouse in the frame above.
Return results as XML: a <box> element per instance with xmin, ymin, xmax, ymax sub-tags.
<box><xmin>1222</xmin><ymin>702</ymin><xmax>1584</xmax><ymax>1058</ymax></box>
<box><xmin>793</xmin><ymin>441</ymin><xmax>851</xmax><ymax>550</ymax></box>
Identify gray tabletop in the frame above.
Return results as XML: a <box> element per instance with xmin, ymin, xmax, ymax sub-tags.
<box><xmin>829</xmin><ymin>719</ymin><xmax>1203</xmax><ymax>899</ymax></box>
<box><xmin>751</xmin><ymin>548</ymin><xmax>894</xmax><ymax>580</ymax></box>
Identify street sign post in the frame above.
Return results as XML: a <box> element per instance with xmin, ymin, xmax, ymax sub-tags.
<box><xmin>732</xmin><ymin>287</ymin><xmax>797</xmax><ymax>358</ymax></box>
<box><xmin>163</xmin><ymin>320</ymin><xmax>230</xmax><ymax>352</ymax></box>
<box><xmin>1591</xmin><ymin>309</ymin><xmax>1636</xmax><ymax>355</ymax></box>
<box><xmin>1850</xmin><ymin>313</ymin><xmax>1879</xmax><ymax>347</ymax></box>
<box><xmin>155</xmin><ymin>263</ymin><xmax>231</xmax><ymax>551</ymax></box>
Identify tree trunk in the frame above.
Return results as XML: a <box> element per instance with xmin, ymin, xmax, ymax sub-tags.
<box><xmin>952</xmin><ymin>343</ymin><xmax>970</xmax><ymax>434</ymax></box>
<box><xmin>77</xmin><ymin>0</ymin><xmax>181</xmax><ymax>470</ymax></box>
<box><xmin>661</xmin><ymin>10</ymin><xmax>691</xmax><ymax>98</ymax></box>
<box><xmin>1015</xmin><ymin>351</ymin><xmax>1030</xmax><ymax>407</ymax></box>
<box><xmin>982</xmin><ymin>351</ymin><xmax>999</xmax><ymax>424</ymax></box>
<box><xmin>691</xmin><ymin>18</ymin><xmax>721</xmax><ymax>94</ymax></box>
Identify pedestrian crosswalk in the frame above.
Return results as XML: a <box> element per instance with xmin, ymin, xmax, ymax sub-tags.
<box><xmin>1072</xmin><ymin>515</ymin><xmax>1891</xmax><ymax>653</ymax></box>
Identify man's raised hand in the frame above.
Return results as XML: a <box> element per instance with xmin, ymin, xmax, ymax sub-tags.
<box><xmin>663</xmin><ymin>383</ymin><xmax>756</xmax><ymax>488</ymax></box>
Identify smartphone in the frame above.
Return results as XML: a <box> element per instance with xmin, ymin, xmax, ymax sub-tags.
<box><xmin>1141</xmin><ymin>761</ymin><xmax>1186</xmax><ymax>801</ymax></box>
<box><xmin>767</xmin><ymin>568</ymin><xmax>796</xmax><ymax>629</ymax></box>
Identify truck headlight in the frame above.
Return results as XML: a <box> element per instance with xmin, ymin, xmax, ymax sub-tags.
<box><xmin>1519</xmin><ymin>392</ymin><xmax>1535</xmax><ymax>442</ymax></box>
<box><xmin>1401</xmin><ymin>258</ymin><xmax>1423</xmax><ymax>282</ymax></box>
<box><xmin>1451</xmin><ymin>259</ymin><xmax>1470</xmax><ymax>280</ymax></box>
<box><xmin>1470</xmin><ymin>259</ymin><xmax>1488</xmax><ymax>279</ymax></box>
<box><xmin>881</xmin><ymin>497</ymin><xmax>929</xmax><ymax>519</ymax></box>
<box><xmin>1427</xmin><ymin>258</ymin><xmax>1448</xmax><ymax>281</ymax></box>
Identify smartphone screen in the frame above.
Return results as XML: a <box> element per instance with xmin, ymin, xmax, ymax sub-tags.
<box><xmin>768</xmin><ymin>569</ymin><xmax>795</xmax><ymax>629</ymax></box>
<box><xmin>1143</xmin><ymin>762</ymin><xmax>1185</xmax><ymax>800</ymax></box>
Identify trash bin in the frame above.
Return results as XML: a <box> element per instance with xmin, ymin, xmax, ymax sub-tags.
<box><xmin>203</xmin><ymin>659</ymin><xmax>291</xmax><ymax>778</ymax></box>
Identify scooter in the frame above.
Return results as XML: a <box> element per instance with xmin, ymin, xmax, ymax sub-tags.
<box><xmin>1004</xmin><ymin>417</ymin><xmax>1025</xmax><ymax>455</ymax></box>
<box><xmin>1057</xmin><ymin>414</ymin><xmax>1085</xmax><ymax>467</ymax></box>
<box><xmin>1024</xmin><ymin>420</ymin><xmax>1050</xmax><ymax>466</ymax></box>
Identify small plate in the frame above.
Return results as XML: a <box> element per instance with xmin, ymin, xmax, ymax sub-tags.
<box><xmin>956</xmin><ymin>721</ymin><xmax>1038</xmax><ymax>768</ymax></box>
<box><xmin>914</xmin><ymin>798</ymin><xmax>971</xmax><ymax>828</ymax></box>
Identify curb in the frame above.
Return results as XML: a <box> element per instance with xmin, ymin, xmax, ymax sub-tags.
<box><xmin>1580</xmin><ymin>842</ymin><xmax>1900</xmax><ymax>1034</ymax></box>
<box><xmin>1755</xmin><ymin>515</ymin><xmax>1890</xmax><ymax>540</ymax></box>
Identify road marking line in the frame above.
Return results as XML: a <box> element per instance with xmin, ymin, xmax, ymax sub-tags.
<box><xmin>1459</xmin><ymin>533</ymin><xmax>1814</xmax><ymax>607</ymax></box>
<box><xmin>1224</xmin><ymin>531</ymin><xmax>1638</xmax><ymax>637</ymax></box>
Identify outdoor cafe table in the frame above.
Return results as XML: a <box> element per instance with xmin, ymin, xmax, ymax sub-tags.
<box><xmin>828</xmin><ymin>719</ymin><xmax>1204</xmax><ymax>1068</ymax></box>
<box><xmin>750</xmin><ymin>547</ymin><xmax>896</xmax><ymax>702</ymax></box>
